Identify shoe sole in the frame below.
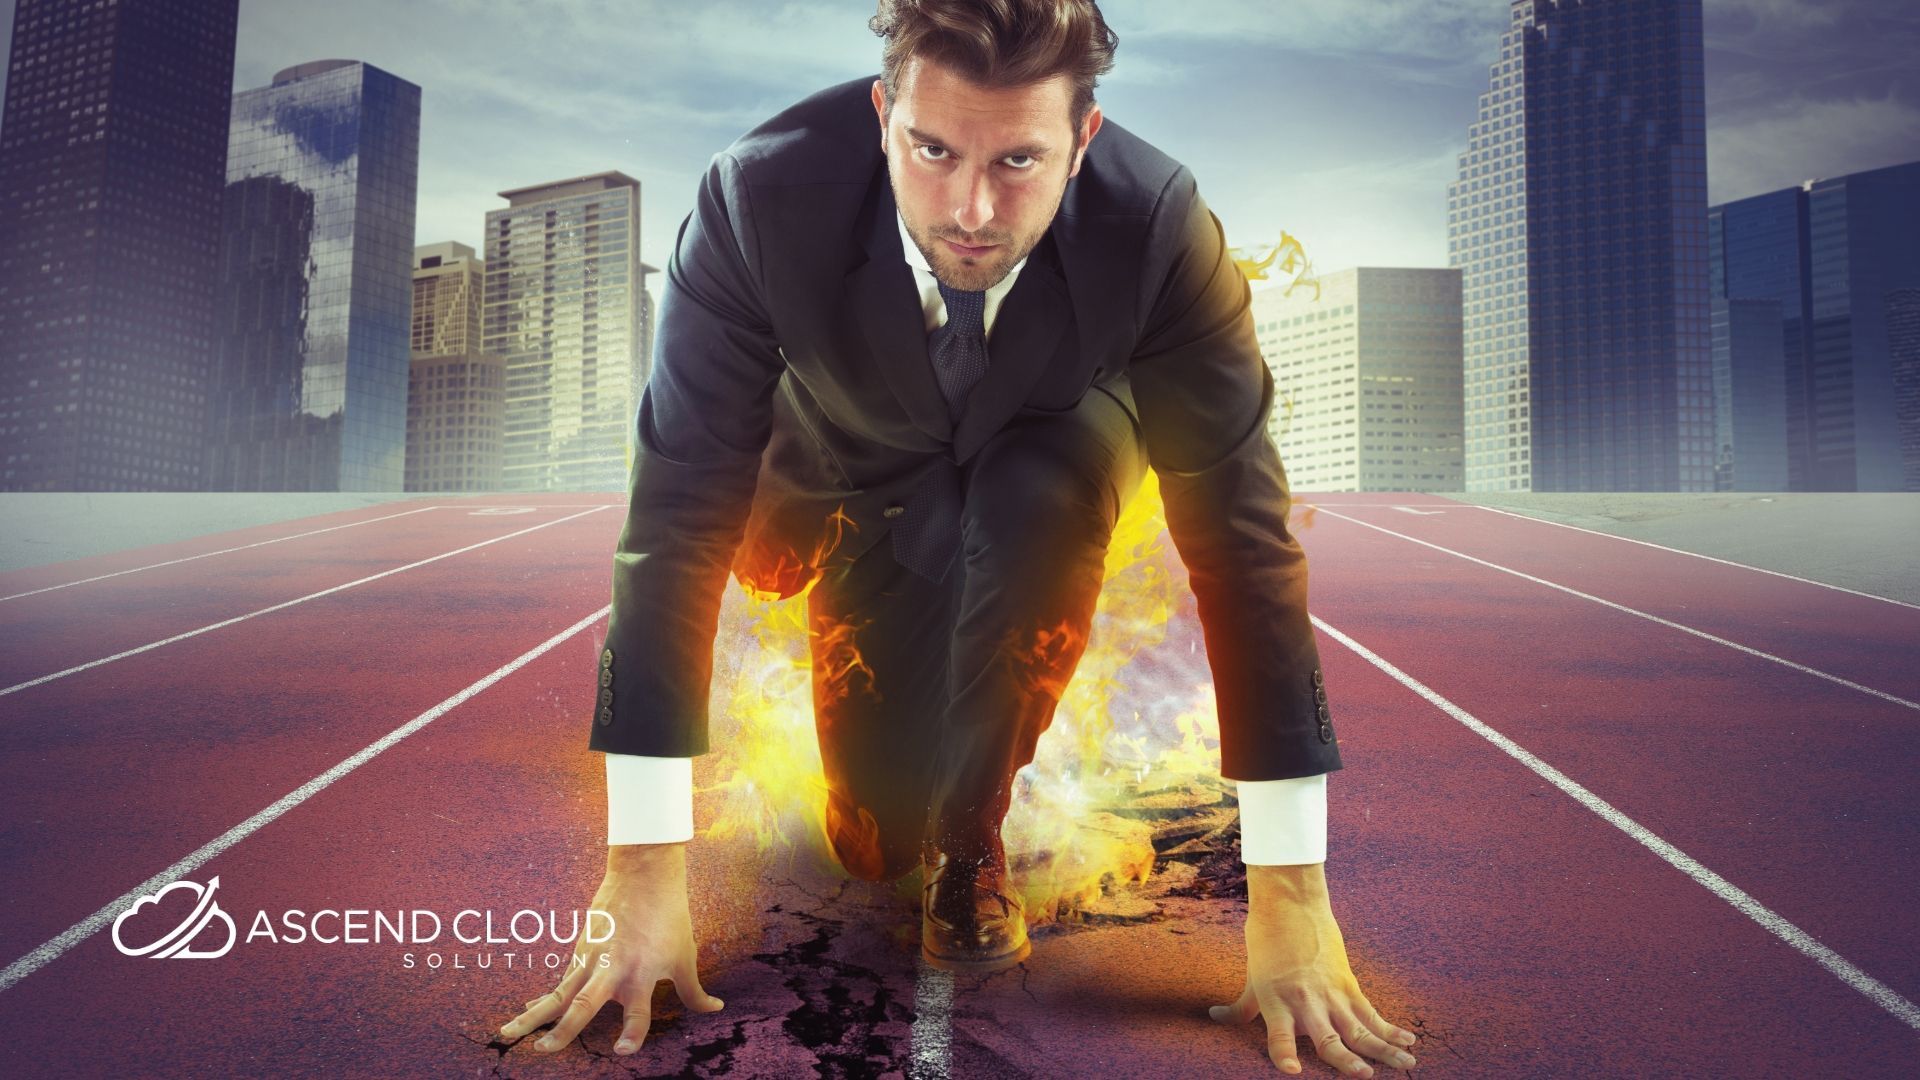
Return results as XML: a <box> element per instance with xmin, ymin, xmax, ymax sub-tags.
<box><xmin>920</xmin><ymin>935</ymin><xmax>1031</xmax><ymax>973</ymax></box>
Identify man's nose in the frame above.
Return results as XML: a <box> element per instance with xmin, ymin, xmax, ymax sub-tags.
<box><xmin>951</xmin><ymin>168</ymin><xmax>994</xmax><ymax>235</ymax></box>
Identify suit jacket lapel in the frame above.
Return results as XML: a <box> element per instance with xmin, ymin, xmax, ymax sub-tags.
<box><xmin>843</xmin><ymin>174</ymin><xmax>954</xmax><ymax>443</ymax></box>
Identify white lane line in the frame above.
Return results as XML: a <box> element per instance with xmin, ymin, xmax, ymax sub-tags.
<box><xmin>1313</xmin><ymin>612</ymin><xmax>1920</xmax><ymax>1032</ymax></box>
<box><xmin>0</xmin><ymin>506</ymin><xmax>612</xmax><ymax>700</ymax></box>
<box><xmin>1466</xmin><ymin>503</ymin><xmax>1920</xmax><ymax>612</ymax></box>
<box><xmin>1313</xmin><ymin>506</ymin><xmax>1920</xmax><ymax>713</ymax></box>
<box><xmin>0</xmin><ymin>603</ymin><xmax>613</xmax><ymax>993</ymax></box>
<box><xmin>0</xmin><ymin>505</ymin><xmax>446</xmax><ymax>603</ymax></box>
<box><xmin>909</xmin><ymin>956</ymin><xmax>954</xmax><ymax>1080</ymax></box>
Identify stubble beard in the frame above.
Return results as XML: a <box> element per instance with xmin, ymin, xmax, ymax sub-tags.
<box><xmin>893</xmin><ymin>172</ymin><xmax>1067</xmax><ymax>294</ymax></box>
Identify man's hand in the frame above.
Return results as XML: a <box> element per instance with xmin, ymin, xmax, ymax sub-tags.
<box><xmin>1210</xmin><ymin>863</ymin><xmax>1417</xmax><ymax>1076</ymax></box>
<box><xmin>499</xmin><ymin>843</ymin><xmax>725</xmax><ymax>1056</ymax></box>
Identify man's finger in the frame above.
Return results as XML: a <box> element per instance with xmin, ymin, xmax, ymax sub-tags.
<box><xmin>670</xmin><ymin>961</ymin><xmax>726</xmax><ymax>1014</ymax></box>
<box><xmin>1303</xmin><ymin>1010</ymin><xmax>1375</xmax><ymax>1078</ymax></box>
<box><xmin>1208</xmin><ymin>984</ymin><xmax>1258</xmax><ymax>1025</ymax></box>
<box><xmin>502</xmin><ymin>957</ymin><xmax>596</xmax><ymax>1039</ymax></box>
<box><xmin>1333</xmin><ymin>1006</ymin><xmax>1417</xmax><ymax>1071</ymax></box>
<box><xmin>501</xmin><ymin>982</ymin><xmax>572</xmax><ymax>1041</ymax></box>
<box><xmin>1262</xmin><ymin>1009</ymin><xmax>1302</xmax><ymax>1075</ymax></box>
<box><xmin>534</xmin><ymin>971</ymin><xmax>616</xmax><ymax>1053</ymax></box>
<box><xmin>614</xmin><ymin>991</ymin><xmax>653</xmax><ymax>1055</ymax></box>
<box><xmin>1359</xmin><ymin>999</ymin><xmax>1418</xmax><ymax>1050</ymax></box>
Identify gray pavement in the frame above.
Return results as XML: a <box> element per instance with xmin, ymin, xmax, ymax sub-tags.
<box><xmin>1441</xmin><ymin>492</ymin><xmax>1920</xmax><ymax>605</ymax></box>
<box><xmin>0</xmin><ymin>492</ymin><xmax>483</xmax><ymax>572</ymax></box>
<box><xmin>2</xmin><ymin>490</ymin><xmax>1913</xmax><ymax>605</ymax></box>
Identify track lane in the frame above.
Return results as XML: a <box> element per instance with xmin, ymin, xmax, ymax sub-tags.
<box><xmin>0</xmin><ymin>505</ymin><xmax>610</xmax><ymax>691</ymax></box>
<box><xmin>1291</xmin><ymin>503</ymin><xmax>1920</xmax><ymax>1013</ymax></box>
<box><xmin>0</xmin><ymin>507</ymin><xmax>619</xmax><ymax>961</ymax></box>
<box><xmin>1</xmin><ymin>497</ymin><xmax>1915</xmax><ymax>1076</ymax></box>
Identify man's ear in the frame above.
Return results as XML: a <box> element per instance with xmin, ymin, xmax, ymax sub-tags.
<box><xmin>871</xmin><ymin>79</ymin><xmax>888</xmax><ymax>150</ymax></box>
<box><xmin>1069</xmin><ymin>103</ymin><xmax>1104</xmax><ymax>178</ymax></box>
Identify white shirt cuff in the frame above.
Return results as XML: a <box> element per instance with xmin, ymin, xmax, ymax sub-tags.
<box><xmin>605</xmin><ymin>753</ymin><xmax>695</xmax><ymax>845</ymax></box>
<box><xmin>1236</xmin><ymin>772</ymin><xmax>1329</xmax><ymax>865</ymax></box>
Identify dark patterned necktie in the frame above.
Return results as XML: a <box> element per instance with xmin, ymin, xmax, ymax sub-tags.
<box><xmin>891</xmin><ymin>281</ymin><xmax>990</xmax><ymax>584</ymax></box>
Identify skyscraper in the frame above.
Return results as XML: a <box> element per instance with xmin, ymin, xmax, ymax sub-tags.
<box><xmin>408</xmin><ymin>241</ymin><xmax>505</xmax><ymax>492</ymax></box>
<box><xmin>1890</xmin><ymin>287</ymin><xmax>1920</xmax><ymax>492</ymax></box>
<box><xmin>1446</xmin><ymin>0</ymin><xmax>1712</xmax><ymax>492</ymax></box>
<box><xmin>1706</xmin><ymin>186</ymin><xmax>1802</xmax><ymax>491</ymax></box>
<box><xmin>1708</xmin><ymin>160</ymin><xmax>1920</xmax><ymax>492</ymax></box>
<box><xmin>1251</xmin><ymin>268</ymin><xmax>1464</xmax><ymax>493</ymax></box>
<box><xmin>0</xmin><ymin>0</ymin><xmax>241</xmax><ymax>490</ymax></box>
<box><xmin>626</xmin><ymin>265</ymin><xmax>659</xmax><ymax>479</ymax></box>
<box><xmin>1707</xmin><ymin>296</ymin><xmax>1789</xmax><ymax>491</ymax></box>
<box><xmin>207</xmin><ymin>59</ymin><xmax>421</xmax><ymax>491</ymax></box>
<box><xmin>482</xmin><ymin>172</ymin><xmax>646</xmax><ymax>492</ymax></box>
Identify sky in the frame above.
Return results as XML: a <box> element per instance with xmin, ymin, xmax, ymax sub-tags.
<box><xmin>2</xmin><ymin>0</ymin><xmax>1916</xmax><ymax>279</ymax></box>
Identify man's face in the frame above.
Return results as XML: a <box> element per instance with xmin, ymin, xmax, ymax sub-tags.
<box><xmin>871</xmin><ymin>55</ymin><xmax>1102</xmax><ymax>293</ymax></box>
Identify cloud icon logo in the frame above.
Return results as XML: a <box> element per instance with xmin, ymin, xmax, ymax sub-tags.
<box><xmin>112</xmin><ymin>875</ymin><xmax>237</xmax><ymax>959</ymax></box>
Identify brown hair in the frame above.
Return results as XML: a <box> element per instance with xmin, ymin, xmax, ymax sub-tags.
<box><xmin>869</xmin><ymin>0</ymin><xmax>1118</xmax><ymax>132</ymax></box>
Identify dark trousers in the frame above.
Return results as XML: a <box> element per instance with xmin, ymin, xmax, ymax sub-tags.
<box><xmin>807</xmin><ymin>385</ymin><xmax>1149</xmax><ymax>881</ymax></box>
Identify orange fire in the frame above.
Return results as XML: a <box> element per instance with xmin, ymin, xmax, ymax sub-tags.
<box><xmin>700</xmin><ymin>470</ymin><xmax>1254</xmax><ymax>924</ymax></box>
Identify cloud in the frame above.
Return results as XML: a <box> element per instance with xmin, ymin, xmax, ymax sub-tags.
<box><xmin>1707</xmin><ymin>0</ymin><xmax>1857</xmax><ymax>52</ymax></box>
<box><xmin>1708</xmin><ymin>89</ymin><xmax>1920</xmax><ymax>203</ymax></box>
<box><xmin>1104</xmin><ymin>0</ymin><xmax>1505</xmax><ymax>61</ymax></box>
<box><xmin>230</xmin><ymin>0</ymin><xmax>892</xmax><ymax>272</ymax></box>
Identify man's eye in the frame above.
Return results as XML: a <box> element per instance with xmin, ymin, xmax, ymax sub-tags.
<box><xmin>916</xmin><ymin>144</ymin><xmax>949</xmax><ymax>161</ymax></box>
<box><xmin>1003</xmin><ymin>155</ymin><xmax>1036</xmax><ymax>170</ymax></box>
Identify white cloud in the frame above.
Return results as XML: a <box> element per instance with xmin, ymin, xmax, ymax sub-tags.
<box><xmin>1190</xmin><ymin>137</ymin><xmax>1463</xmax><ymax>277</ymax></box>
<box><xmin>1708</xmin><ymin>89</ymin><xmax>1920</xmax><ymax>202</ymax></box>
<box><xmin>1104</xmin><ymin>0</ymin><xmax>1505</xmax><ymax>61</ymax></box>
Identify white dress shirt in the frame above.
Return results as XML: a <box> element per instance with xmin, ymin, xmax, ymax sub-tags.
<box><xmin>605</xmin><ymin>211</ymin><xmax>1330</xmax><ymax>866</ymax></box>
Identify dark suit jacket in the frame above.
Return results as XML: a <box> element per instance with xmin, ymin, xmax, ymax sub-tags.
<box><xmin>587</xmin><ymin>74</ymin><xmax>1343</xmax><ymax>783</ymax></box>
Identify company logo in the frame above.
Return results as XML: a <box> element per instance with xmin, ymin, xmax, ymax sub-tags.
<box><xmin>107</xmin><ymin>875</ymin><xmax>614</xmax><ymax>973</ymax></box>
<box><xmin>112</xmin><ymin>875</ymin><xmax>237</xmax><ymax>959</ymax></box>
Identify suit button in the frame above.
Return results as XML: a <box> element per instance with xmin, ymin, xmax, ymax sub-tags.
<box><xmin>1313</xmin><ymin>686</ymin><xmax>1327</xmax><ymax>706</ymax></box>
<box><xmin>599</xmin><ymin>667</ymin><xmax>613</xmax><ymax>688</ymax></box>
<box><xmin>597</xmin><ymin>705</ymin><xmax>614</xmax><ymax>726</ymax></box>
<box><xmin>1316</xmin><ymin>702</ymin><xmax>1330</xmax><ymax>722</ymax></box>
<box><xmin>600</xmin><ymin>648</ymin><xmax>614</xmax><ymax>668</ymax></box>
<box><xmin>598</xmin><ymin>686</ymin><xmax>613</xmax><ymax>709</ymax></box>
<box><xmin>883</xmin><ymin>504</ymin><xmax>905</xmax><ymax>519</ymax></box>
<box><xmin>1318</xmin><ymin>722</ymin><xmax>1333</xmax><ymax>743</ymax></box>
<box><xmin>1310</xmin><ymin>668</ymin><xmax>1324</xmax><ymax>689</ymax></box>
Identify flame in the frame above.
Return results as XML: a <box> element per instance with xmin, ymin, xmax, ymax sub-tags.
<box><xmin>701</xmin><ymin>471</ymin><xmax>1253</xmax><ymax>923</ymax></box>
<box><xmin>735</xmin><ymin>503</ymin><xmax>859</xmax><ymax>603</ymax></box>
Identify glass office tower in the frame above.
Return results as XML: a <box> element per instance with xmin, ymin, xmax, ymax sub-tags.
<box><xmin>0</xmin><ymin>0</ymin><xmax>241</xmax><ymax>490</ymax></box>
<box><xmin>1708</xmin><ymin>160</ymin><xmax>1920</xmax><ymax>491</ymax></box>
<box><xmin>1251</xmin><ymin>268</ymin><xmax>1465</xmax><ymax>493</ymax></box>
<box><xmin>482</xmin><ymin>172</ymin><xmax>644</xmax><ymax>492</ymax></box>
<box><xmin>1447</xmin><ymin>0</ymin><xmax>1713</xmax><ymax>491</ymax></box>
<box><xmin>1890</xmin><ymin>287</ymin><xmax>1920</xmax><ymax>491</ymax></box>
<box><xmin>408</xmin><ymin>241</ymin><xmax>506</xmax><ymax>493</ymax></box>
<box><xmin>1707</xmin><ymin>296</ymin><xmax>1789</xmax><ymax>491</ymax></box>
<box><xmin>208</xmin><ymin>59</ymin><xmax>421</xmax><ymax>491</ymax></box>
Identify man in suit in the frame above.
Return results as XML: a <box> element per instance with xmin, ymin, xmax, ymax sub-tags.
<box><xmin>502</xmin><ymin>2</ymin><xmax>1418</xmax><ymax>1075</ymax></box>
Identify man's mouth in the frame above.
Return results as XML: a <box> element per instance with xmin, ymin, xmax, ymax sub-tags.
<box><xmin>942</xmin><ymin>238</ymin><xmax>999</xmax><ymax>258</ymax></box>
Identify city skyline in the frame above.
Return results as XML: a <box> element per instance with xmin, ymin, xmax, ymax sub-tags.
<box><xmin>4</xmin><ymin>0</ymin><xmax>1912</xmax><ymax>280</ymax></box>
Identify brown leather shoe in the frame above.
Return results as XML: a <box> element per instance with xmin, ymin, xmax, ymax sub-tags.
<box><xmin>921</xmin><ymin>848</ymin><xmax>1030</xmax><ymax>972</ymax></box>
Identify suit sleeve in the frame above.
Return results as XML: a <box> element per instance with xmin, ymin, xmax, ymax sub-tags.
<box><xmin>588</xmin><ymin>150</ymin><xmax>784</xmax><ymax>758</ymax></box>
<box><xmin>1129</xmin><ymin>165</ymin><xmax>1343</xmax><ymax>782</ymax></box>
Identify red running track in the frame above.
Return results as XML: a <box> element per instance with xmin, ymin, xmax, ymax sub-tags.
<box><xmin>0</xmin><ymin>493</ymin><xmax>1914</xmax><ymax>1078</ymax></box>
